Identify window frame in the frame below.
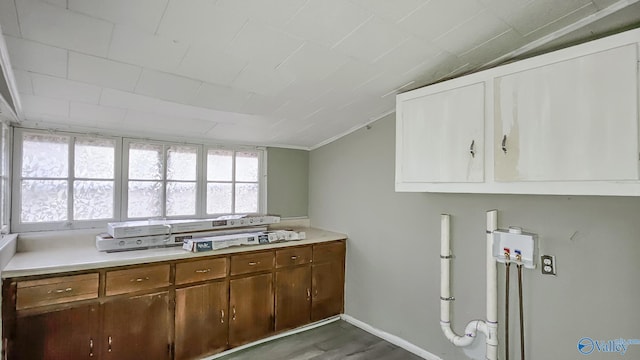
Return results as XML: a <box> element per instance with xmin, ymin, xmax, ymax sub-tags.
<box><xmin>12</xmin><ymin>127</ymin><xmax>267</xmax><ymax>232</ymax></box>
<box><xmin>0</xmin><ymin>121</ymin><xmax>11</xmax><ymax>234</ymax></box>
<box><xmin>11</xmin><ymin>128</ymin><xmax>122</xmax><ymax>232</ymax></box>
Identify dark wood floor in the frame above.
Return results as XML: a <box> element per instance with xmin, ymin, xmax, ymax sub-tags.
<box><xmin>214</xmin><ymin>320</ymin><xmax>424</xmax><ymax>360</ymax></box>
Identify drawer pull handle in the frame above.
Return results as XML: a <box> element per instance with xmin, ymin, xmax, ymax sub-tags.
<box><xmin>130</xmin><ymin>277</ymin><xmax>150</xmax><ymax>282</ymax></box>
<box><xmin>248</xmin><ymin>261</ymin><xmax>259</xmax><ymax>266</ymax></box>
<box><xmin>469</xmin><ymin>140</ymin><xmax>475</xmax><ymax>158</ymax></box>
<box><xmin>48</xmin><ymin>287</ymin><xmax>73</xmax><ymax>294</ymax></box>
<box><xmin>307</xmin><ymin>288</ymin><xmax>311</xmax><ymax>300</ymax></box>
<box><xmin>195</xmin><ymin>268</ymin><xmax>211</xmax><ymax>273</ymax></box>
<box><xmin>89</xmin><ymin>338</ymin><xmax>94</xmax><ymax>357</ymax></box>
<box><xmin>232</xmin><ymin>306</ymin><xmax>236</xmax><ymax>321</ymax></box>
<box><xmin>220</xmin><ymin>309</ymin><xmax>225</xmax><ymax>324</ymax></box>
<box><xmin>290</xmin><ymin>256</ymin><xmax>298</xmax><ymax>260</ymax></box>
<box><xmin>108</xmin><ymin>336</ymin><xmax>112</xmax><ymax>353</ymax></box>
<box><xmin>501</xmin><ymin>135</ymin><xmax>507</xmax><ymax>154</ymax></box>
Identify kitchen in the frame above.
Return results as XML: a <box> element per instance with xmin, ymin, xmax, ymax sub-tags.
<box><xmin>1</xmin><ymin>1</ymin><xmax>640</xmax><ymax>359</ymax></box>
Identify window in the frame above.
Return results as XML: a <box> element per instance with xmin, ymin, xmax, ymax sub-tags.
<box><xmin>206</xmin><ymin>149</ymin><xmax>260</xmax><ymax>215</ymax></box>
<box><xmin>124</xmin><ymin>141</ymin><xmax>200</xmax><ymax>219</ymax></box>
<box><xmin>13</xmin><ymin>129</ymin><xmax>118</xmax><ymax>231</ymax></box>
<box><xmin>12</xmin><ymin>128</ymin><xmax>266</xmax><ymax>232</ymax></box>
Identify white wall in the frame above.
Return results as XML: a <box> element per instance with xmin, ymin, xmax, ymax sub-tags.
<box><xmin>309</xmin><ymin>113</ymin><xmax>640</xmax><ymax>359</ymax></box>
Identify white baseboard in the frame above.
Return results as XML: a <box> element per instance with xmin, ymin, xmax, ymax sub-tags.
<box><xmin>341</xmin><ymin>314</ymin><xmax>442</xmax><ymax>360</ymax></box>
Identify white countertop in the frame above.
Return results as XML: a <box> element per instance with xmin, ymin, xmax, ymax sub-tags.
<box><xmin>2</xmin><ymin>227</ymin><xmax>347</xmax><ymax>278</ymax></box>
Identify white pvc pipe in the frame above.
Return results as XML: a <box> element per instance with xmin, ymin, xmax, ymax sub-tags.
<box><xmin>439</xmin><ymin>214</ymin><xmax>492</xmax><ymax>351</ymax></box>
<box><xmin>486</xmin><ymin>210</ymin><xmax>499</xmax><ymax>360</ymax></box>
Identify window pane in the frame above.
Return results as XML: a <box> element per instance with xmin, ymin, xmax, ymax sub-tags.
<box><xmin>129</xmin><ymin>143</ymin><xmax>162</xmax><ymax>180</ymax></box>
<box><xmin>75</xmin><ymin>138</ymin><xmax>115</xmax><ymax>179</ymax></box>
<box><xmin>167</xmin><ymin>146</ymin><xmax>197</xmax><ymax>181</ymax></box>
<box><xmin>207</xmin><ymin>149</ymin><xmax>232</xmax><ymax>181</ymax></box>
<box><xmin>236</xmin><ymin>151</ymin><xmax>259</xmax><ymax>182</ymax></box>
<box><xmin>22</xmin><ymin>133</ymin><xmax>68</xmax><ymax>178</ymax></box>
<box><xmin>207</xmin><ymin>182</ymin><xmax>232</xmax><ymax>214</ymax></box>
<box><xmin>128</xmin><ymin>181</ymin><xmax>162</xmax><ymax>218</ymax></box>
<box><xmin>166</xmin><ymin>182</ymin><xmax>196</xmax><ymax>216</ymax></box>
<box><xmin>235</xmin><ymin>183</ymin><xmax>258</xmax><ymax>213</ymax></box>
<box><xmin>74</xmin><ymin>180</ymin><xmax>114</xmax><ymax>220</ymax></box>
<box><xmin>21</xmin><ymin>180</ymin><xmax>67</xmax><ymax>222</ymax></box>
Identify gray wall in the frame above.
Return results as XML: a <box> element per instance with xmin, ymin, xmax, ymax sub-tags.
<box><xmin>309</xmin><ymin>113</ymin><xmax>640</xmax><ymax>360</ymax></box>
<box><xmin>267</xmin><ymin>147</ymin><xmax>308</xmax><ymax>218</ymax></box>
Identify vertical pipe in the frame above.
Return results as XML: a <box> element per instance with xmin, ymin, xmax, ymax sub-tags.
<box><xmin>505</xmin><ymin>263</ymin><xmax>510</xmax><ymax>360</ymax></box>
<box><xmin>486</xmin><ymin>210</ymin><xmax>499</xmax><ymax>360</ymax></box>
<box><xmin>518</xmin><ymin>264</ymin><xmax>525</xmax><ymax>360</ymax></box>
<box><xmin>440</xmin><ymin>214</ymin><xmax>450</xmax><ymax>323</ymax></box>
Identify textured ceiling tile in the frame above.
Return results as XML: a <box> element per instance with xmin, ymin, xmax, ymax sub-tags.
<box><xmin>42</xmin><ymin>0</ymin><xmax>66</xmax><ymax>7</ymax></box>
<box><xmin>124</xmin><ymin>110</ymin><xmax>216</xmax><ymax>135</ymax></box>
<box><xmin>458</xmin><ymin>29</ymin><xmax>527</xmax><ymax>67</ymax></box>
<box><xmin>189</xmin><ymin>83</ymin><xmax>250</xmax><ymax>113</ymax></box>
<box><xmin>591</xmin><ymin>0</ymin><xmax>624</xmax><ymax>9</ymax></box>
<box><xmin>68</xmin><ymin>52</ymin><xmax>142</xmax><ymax>92</ymax></box>
<box><xmin>11</xmin><ymin>69</ymin><xmax>34</xmax><ymax>95</ymax></box>
<box><xmin>156</xmin><ymin>0</ymin><xmax>247</xmax><ymax>48</ymax></box>
<box><xmin>108</xmin><ymin>24</ymin><xmax>189</xmax><ymax>72</ymax></box>
<box><xmin>277</xmin><ymin>42</ymin><xmax>349</xmax><ymax>82</ymax></box>
<box><xmin>216</xmin><ymin>0</ymin><xmax>307</xmax><ymax>28</ymax></box>
<box><xmin>16</xmin><ymin>0</ymin><xmax>113</xmax><ymax>57</ymax></box>
<box><xmin>494</xmin><ymin>0</ymin><xmax>593</xmax><ymax>36</ymax></box>
<box><xmin>373</xmin><ymin>36</ymin><xmax>443</xmax><ymax>75</ymax></box>
<box><xmin>433</xmin><ymin>10</ymin><xmax>511</xmax><ymax>55</ymax></box>
<box><xmin>135</xmin><ymin>69</ymin><xmax>201</xmax><ymax>104</ymax></box>
<box><xmin>4</xmin><ymin>36</ymin><xmax>67</xmax><ymax>77</ymax></box>
<box><xmin>32</xmin><ymin>74</ymin><xmax>102</xmax><ymax>104</ymax></box>
<box><xmin>350</xmin><ymin>0</ymin><xmax>427</xmax><ymax>23</ymax></box>
<box><xmin>523</xmin><ymin>2</ymin><xmax>598</xmax><ymax>39</ymax></box>
<box><xmin>176</xmin><ymin>44</ymin><xmax>246</xmax><ymax>86</ymax></box>
<box><xmin>284</xmin><ymin>0</ymin><xmax>372</xmax><ymax>48</ymax></box>
<box><xmin>20</xmin><ymin>93</ymin><xmax>69</xmax><ymax>118</ymax></box>
<box><xmin>69</xmin><ymin>0</ymin><xmax>168</xmax><ymax>33</ymax></box>
<box><xmin>320</xmin><ymin>60</ymin><xmax>378</xmax><ymax>93</ymax></box>
<box><xmin>227</xmin><ymin>20</ymin><xmax>304</xmax><ymax>69</ymax></box>
<box><xmin>100</xmin><ymin>88</ymin><xmax>159</xmax><ymax>114</ymax></box>
<box><xmin>0</xmin><ymin>0</ymin><xmax>21</xmax><ymax>37</ymax></box>
<box><xmin>70</xmin><ymin>102</ymin><xmax>127</xmax><ymax>126</ymax></box>
<box><xmin>399</xmin><ymin>0</ymin><xmax>485</xmax><ymax>41</ymax></box>
<box><xmin>233</xmin><ymin>63</ymin><xmax>296</xmax><ymax>96</ymax></box>
<box><xmin>333</xmin><ymin>17</ymin><xmax>409</xmax><ymax>63</ymax></box>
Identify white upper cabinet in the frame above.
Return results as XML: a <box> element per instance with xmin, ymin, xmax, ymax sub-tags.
<box><xmin>494</xmin><ymin>44</ymin><xmax>639</xmax><ymax>182</ymax></box>
<box><xmin>396</xmin><ymin>28</ymin><xmax>640</xmax><ymax>196</ymax></box>
<box><xmin>396</xmin><ymin>82</ymin><xmax>484</xmax><ymax>185</ymax></box>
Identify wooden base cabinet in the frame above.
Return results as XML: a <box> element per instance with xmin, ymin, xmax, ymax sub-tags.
<box><xmin>13</xmin><ymin>305</ymin><xmax>98</xmax><ymax>360</ymax></box>
<box><xmin>275</xmin><ymin>264</ymin><xmax>311</xmax><ymax>332</ymax></box>
<box><xmin>229</xmin><ymin>273</ymin><xmax>274</xmax><ymax>347</ymax></box>
<box><xmin>312</xmin><ymin>241</ymin><xmax>345</xmax><ymax>322</ymax></box>
<box><xmin>175</xmin><ymin>281</ymin><xmax>228</xmax><ymax>360</ymax></box>
<box><xmin>102</xmin><ymin>292</ymin><xmax>171</xmax><ymax>360</ymax></box>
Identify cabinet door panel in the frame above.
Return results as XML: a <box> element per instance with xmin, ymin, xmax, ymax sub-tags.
<box><xmin>311</xmin><ymin>261</ymin><xmax>344</xmax><ymax>322</ymax></box>
<box><xmin>102</xmin><ymin>292</ymin><xmax>170</xmax><ymax>360</ymax></box>
<box><xmin>495</xmin><ymin>44</ymin><xmax>639</xmax><ymax>182</ymax></box>
<box><xmin>12</xmin><ymin>305</ymin><xmax>97</xmax><ymax>360</ymax></box>
<box><xmin>275</xmin><ymin>266</ymin><xmax>311</xmax><ymax>332</ymax></box>
<box><xmin>398</xmin><ymin>82</ymin><xmax>485</xmax><ymax>183</ymax></box>
<box><xmin>229</xmin><ymin>273</ymin><xmax>273</xmax><ymax>347</ymax></box>
<box><xmin>175</xmin><ymin>281</ymin><xmax>228</xmax><ymax>360</ymax></box>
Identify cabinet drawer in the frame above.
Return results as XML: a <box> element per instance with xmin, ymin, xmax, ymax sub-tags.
<box><xmin>175</xmin><ymin>257</ymin><xmax>228</xmax><ymax>285</ymax></box>
<box><xmin>276</xmin><ymin>246</ymin><xmax>312</xmax><ymax>268</ymax></box>
<box><xmin>16</xmin><ymin>273</ymin><xmax>99</xmax><ymax>310</ymax></box>
<box><xmin>230</xmin><ymin>251</ymin><xmax>274</xmax><ymax>276</ymax></box>
<box><xmin>313</xmin><ymin>241</ymin><xmax>345</xmax><ymax>264</ymax></box>
<box><xmin>106</xmin><ymin>264</ymin><xmax>170</xmax><ymax>296</ymax></box>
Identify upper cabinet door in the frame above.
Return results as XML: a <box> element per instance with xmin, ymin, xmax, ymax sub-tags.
<box><xmin>494</xmin><ymin>44</ymin><xmax>639</xmax><ymax>182</ymax></box>
<box><xmin>397</xmin><ymin>82</ymin><xmax>485</xmax><ymax>184</ymax></box>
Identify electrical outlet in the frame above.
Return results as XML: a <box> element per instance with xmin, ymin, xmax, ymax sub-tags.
<box><xmin>541</xmin><ymin>255</ymin><xmax>556</xmax><ymax>275</ymax></box>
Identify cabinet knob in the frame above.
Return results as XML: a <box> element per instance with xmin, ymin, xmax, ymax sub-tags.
<box><xmin>469</xmin><ymin>140</ymin><xmax>475</xmax><ymax>158</ymax></box>
<box><xmin>501</xmin><ymin>135</ymin><xmax>508</xmax><ymax>154</ymax></box>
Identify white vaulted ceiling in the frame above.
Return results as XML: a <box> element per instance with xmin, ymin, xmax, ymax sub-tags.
<box><xmin>0</xmin><ymin>0</ymin><xmax>639</xmax><ymax>148</ymax></box>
